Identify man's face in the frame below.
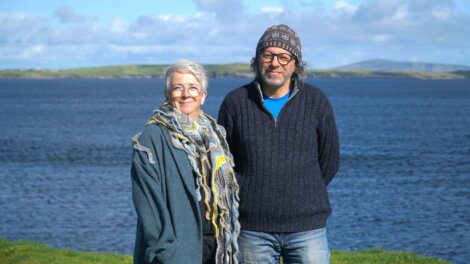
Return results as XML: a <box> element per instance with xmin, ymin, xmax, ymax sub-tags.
<box><xmin>258</xmin><ymin>46</ymin><xmax>296</xmax><ymax>88</ymax></box>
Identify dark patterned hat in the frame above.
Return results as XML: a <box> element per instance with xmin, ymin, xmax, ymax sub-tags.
<box><xmin>256</xmin><ymin>24</ymin><xmax>302</xmax><ymax>62</ymax></box>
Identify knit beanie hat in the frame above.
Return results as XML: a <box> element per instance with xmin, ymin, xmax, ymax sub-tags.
<box><xmin>256</xmin><ymin>24</ymin><xmax>302</xmax><ymax>62</ymax></box>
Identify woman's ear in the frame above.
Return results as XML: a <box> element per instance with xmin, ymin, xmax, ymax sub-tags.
<box><xmin>200</xmin><ymin>90</ymin><xmax>207</xmax><ymax>105</ymax></box>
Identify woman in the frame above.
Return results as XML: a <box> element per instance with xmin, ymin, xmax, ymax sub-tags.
<box><xmin>131</xmin><ymin>60</ymin><xmax>240</xmax><ymax>264</ymax></box>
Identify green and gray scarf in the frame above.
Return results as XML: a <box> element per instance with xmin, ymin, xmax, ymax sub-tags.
<box><xmin>147</xmin><ymin>102</ymin><xmax>240</xmax><ymax>264</ymax></box>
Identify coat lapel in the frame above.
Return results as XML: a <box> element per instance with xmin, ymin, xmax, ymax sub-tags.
<box><xmin>161</xmin><ymin>131</ymin><xmax>201</xmax><ymax>222</ymax></box>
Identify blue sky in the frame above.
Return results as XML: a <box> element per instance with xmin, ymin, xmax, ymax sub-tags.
<box><xmin>1</xmin><ymin>0</ymin><xmax>469</xmax><ymax>69</ymax></box>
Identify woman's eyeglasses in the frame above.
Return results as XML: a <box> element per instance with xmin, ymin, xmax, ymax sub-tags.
<box><xmin>260</xmin><ymin>51</ymin><xmax>294</xmax><ymax>66</ymax></box>
<box><xmin>171</xmin><ymin>86</ymin><xmax>201</xmax><ymax>98</ymax></box>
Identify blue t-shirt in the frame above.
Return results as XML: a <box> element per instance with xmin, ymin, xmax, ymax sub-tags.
<box><xmin>263</xmin><ymin>91</ymin><xmax>290</xmax><ymax>119</ymax></box>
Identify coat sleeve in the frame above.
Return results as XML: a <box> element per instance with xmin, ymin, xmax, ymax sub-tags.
<box><xmin>131</xmin><ymin>128</ymin><xmax>177</xmax><ymax>263</ymax></box>
<box><xmin>217</xmin><ymin>97</ymin><xmax>234</xmax><ymax>144</ymax></box>
<box><xmin>317</xmin><ymin>97</ymin><xmax>340</xmax><ymax>185</ymax></box>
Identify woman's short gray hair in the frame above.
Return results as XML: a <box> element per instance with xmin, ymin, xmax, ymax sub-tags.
<box><xmin>164</xmin><ymin>60</ymin><xmax>208</xmax><ymax>100</ymax></box>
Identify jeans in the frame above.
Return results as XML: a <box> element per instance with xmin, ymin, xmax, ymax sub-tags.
<box><xmin>238</xmin><ymin>228</ymin><xmax>330</xmax><ymax>264</ymax></box>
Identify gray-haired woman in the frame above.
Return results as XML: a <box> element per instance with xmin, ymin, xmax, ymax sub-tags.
<box><xmin>131</xmin><ymin>60</ymin><xmax>240</xmax><ymax>264</ymax></box>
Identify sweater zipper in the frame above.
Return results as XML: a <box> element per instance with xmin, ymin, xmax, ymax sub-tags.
<box><xmin>258</xmin><ymin>102</ymin><xmax>277</xmax><ymax>126</ymax></box>
<box><xmin>271</xmin><ymin>88</ymin><xmax>299</xmax><ymax>127</ymax></box>
<box><xmin>256</xmin><ymin>80</ymin><xmax>300</xmax><ymax>128</ymax></box>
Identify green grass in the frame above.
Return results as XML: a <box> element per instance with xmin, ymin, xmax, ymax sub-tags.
<box><xmin>0</xmin><ymin>237</ymin><xmax>132</xmax><ymax>264</ymax></box>
<box><xmin>330</xmin><ymin>250</ymin><xmax>450</xmax><ymax>264</ymax></box>
<box><xmin>58</xmin><ymin>64</ymin><xmax>167</xmax><ymax>77</ymax></box>
<box><xmin>0</xmin><ymin>65</ymin><xmax>167</xmax><ymax>78</ymax></box>
<box><xmin>1</xmin><ymin>237</ymin><xmax>450</xmax><ymax>264</ymax></box>
<box><xmin>0</xmin><ymin>64</ymin><xmax>253</xmax><ymax>79</ymax></box>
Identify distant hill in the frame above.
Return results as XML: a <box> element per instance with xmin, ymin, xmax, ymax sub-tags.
<box><xmin>1</xmin><ymin>62</ymin><xmax>469</xmax><ymax>79</ymax></box>
<box><xmin>0</xmin><ymin>64</ymin><xmax>253</xmax><ymax>79</ymax></box>
<box><xmin>333</xmin><ymin>59</ymin><xmax>470</xmax><ymax>73</ymax></box>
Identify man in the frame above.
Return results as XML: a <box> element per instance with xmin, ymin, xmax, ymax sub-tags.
<box><xmin>218</xmin><ymin>24</ymin><xmax>340</xmax><ymax>264</ymax></box>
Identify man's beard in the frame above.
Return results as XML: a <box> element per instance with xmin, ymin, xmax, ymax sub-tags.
<box><xmin>260</xmin><ymin>68</ymin><xmax>288</xmax><ymax>88</ymax></box>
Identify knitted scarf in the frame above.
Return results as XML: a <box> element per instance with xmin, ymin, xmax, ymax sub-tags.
<box><xmin>147</xmin><ymin>102</ymin><xmax>240</xmax><ymax>264</ymax></box>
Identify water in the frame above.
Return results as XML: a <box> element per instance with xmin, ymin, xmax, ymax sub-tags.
<box><xmin>0</xmin><ymin>78</ymin><xmax>469</xmax><ymax>263</ymax></box>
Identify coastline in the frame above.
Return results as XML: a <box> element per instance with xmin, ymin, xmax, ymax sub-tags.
<box><xmin>0</xmin><ymin>64</ymin><xmax>468</xmax><ymax>79</ymax></box>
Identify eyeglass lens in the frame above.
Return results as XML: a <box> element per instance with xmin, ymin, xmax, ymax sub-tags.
<box><xmin>171</xmin><ymin>86</ymin><xmax>200</xmax><ymax>98</ymax></box>
<box><xmin>261</xmin><ymin>52</ymin><xmax>293</xmax><ymax>65</ymax></box>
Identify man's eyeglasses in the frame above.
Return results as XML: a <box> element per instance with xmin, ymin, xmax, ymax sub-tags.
<box><xmin>260</xmin><ymin>52</ymin><xmax>294</xmax><ymax>66</ymax></box>
<box><xmin>171</xmin><ymin>86</ymin><xmax>201</xmax><ymax>98</ymax></box>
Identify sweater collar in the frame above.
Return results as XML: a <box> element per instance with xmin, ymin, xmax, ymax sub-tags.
<box><xmin>253</xmin><ymin>77</ymin><xmax>301</xmax><ymax>103</ymax></box>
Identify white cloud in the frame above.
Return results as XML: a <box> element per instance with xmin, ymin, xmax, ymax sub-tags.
<box><xmin>408</xmin><ymin>0</ymin><xmax>454</xmax><ymax>12</ymax></box>
<box><xmin>259</xmin><ymin>6</ymin><xmax>284</xmax><ymax>14</ymax></box>
<box><xmin>193</xmin><ymin>0</ymin><xmax>244</xmax><ymax>22</ymax></box>
<box><xmin>157</xmin><ymin>14</ymin><xmax>187</xmax><ymax>23</ymax></box>
<box><xmin>373</xmin><ymin>34</ymin><xmax>393</xmax><ymax>43</ymax></box>
<box><xmin>0</xmin><ymin>12</ymin><xmax>48</xmax><ymax>44</ymax></box>
<box><xmin>0</xmin><ymin>0</ymin><xmax>469</xmax><ymax>69</ymax></box>
<box><xmin>432</xmin><ymin>7</ymin><xmax>452</xmax><ymax>20</ymax></box>
<box><xmin>130</xmin><ymin>32</ymin><xmax>148</xmax><ymax>40</ymax></box>
<box><xmin>352</xmin><ymin>0</ymin><xmax>404</xmax><ymax>23</ymax></box>
<box><xmin>334</xmin><ymin>1</ymin><xmax>358</xmax><ymax>13</ymax></box>
<box><xmin>19</xmin><ymin>45</ymin><xmax>44</xmax><ymax>59</ymax></box>
<box><xmin>54</xmin><ymin>6</ymin><xmax>85</xmax><ymax>24</ymax></box>
<box><xmin>110</xmin><ymin>18</ymin><xmax>128</xmax><ymax>34</ymax></box>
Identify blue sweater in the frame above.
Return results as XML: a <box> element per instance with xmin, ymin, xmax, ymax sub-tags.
<box><xmin>218</xmin><ymin>79</ymin><xmax>340</xmax><ymax>232</ymax></box>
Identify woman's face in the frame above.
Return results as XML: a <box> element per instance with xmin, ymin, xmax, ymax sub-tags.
<box><xmin>169</xmin><ymin>71</ymin><xmax>206</xmax><ymax>120</ymax></box>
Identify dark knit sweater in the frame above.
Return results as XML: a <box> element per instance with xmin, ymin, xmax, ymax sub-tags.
<box><xmin>218</xmin><ymin>79</ymin><xmax>340</xmax><ymax>232</ymax></box>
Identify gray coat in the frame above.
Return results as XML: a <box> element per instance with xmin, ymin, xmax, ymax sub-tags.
<box><xmin>131</xmin><ymin>124</ymin><xmax>202</xmax><ymax>264</ymax></box>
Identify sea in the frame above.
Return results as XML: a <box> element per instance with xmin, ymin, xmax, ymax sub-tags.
<box><xmin>0</xmin><ymin>78</ymin><xmax>469</xmax><ymax>263</ymax></box>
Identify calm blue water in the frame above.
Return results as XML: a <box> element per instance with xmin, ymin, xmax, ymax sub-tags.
<box><xmin>0</xmin><ymin>78</ymin><xmax>469</xmax><ymax>263</ymax></box>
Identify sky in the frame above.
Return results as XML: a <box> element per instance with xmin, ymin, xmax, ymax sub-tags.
<box><xmin>1</xmin><ymin>0</ymin><xmax>470</xmax><ymax>69</ymax></box>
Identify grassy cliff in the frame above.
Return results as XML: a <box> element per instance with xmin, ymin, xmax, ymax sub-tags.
<box><xmin>333</xmin><ymin>59</ymin><xmax>470</xmax><ymax>73</ymax></box>
<box><xmin>303</xmin><ymin>69</ymin><xmax>468</xmax><ymax>79</ymax></box>
<box><xmin>0</xmin><ymin>64</ymin><xmax>468</xmax><ymax>79</ymax></box>
<box><xmin>0</xmin><ymin>237</ymin><xmax>449</xmax><ymax>264</ymax></box>
<box><xmin>0</xmin><ymin>64</ymin><xmax>251</xmax><ymax>78</ymax></box>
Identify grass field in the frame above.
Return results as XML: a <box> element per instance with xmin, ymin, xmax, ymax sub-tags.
<box><xmin>0</xmin><ymin>237</ymin><xmax>132</xmax><ymax>264</ymax></box>
<box><xmin>1</xmin><ymin>237</ymin><xmax>449</xmax><ymax>264</ymax></box>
